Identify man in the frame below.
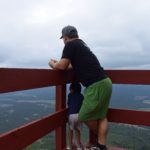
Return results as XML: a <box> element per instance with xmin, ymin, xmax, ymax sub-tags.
<box><xmin>49</xmin><ymin>25</ymin><xmax>112</xmax><ymax>150</ymax></box>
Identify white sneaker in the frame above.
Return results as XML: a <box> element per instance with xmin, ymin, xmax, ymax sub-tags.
<box><xmin>77</xmin><ymin>147</ymin><xmax>82</xmax><ymax>150</ymax></box>
<box><xmin>76</xmin><ymin>144</ymin><xmax>83</xmax><ymax>150</ymax></box>
<box><xmin>66</xmin><ymin>144</ymin><xmax>74</xmax><ymax>150</ymax></box>
<box><xmin>66</xmin><ymin>146</ymin><xmax>71</xmax><ymax>150</ymax></box>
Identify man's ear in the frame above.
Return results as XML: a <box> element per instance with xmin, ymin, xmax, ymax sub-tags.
<box><xmin>64</xmin><ymin>36</ymin><xmax>70</xmax><ymax>44</ymax></box>
<box><xmin>64</xmin><ymin>36</ymin><xmax>68</xmax><ymax>41</ymax></box>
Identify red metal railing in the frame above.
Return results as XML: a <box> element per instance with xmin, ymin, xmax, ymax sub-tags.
<box><xmin>0</xmin><ymin>68</ymin><xmax>150</xmax><ymax>150</ymax></box>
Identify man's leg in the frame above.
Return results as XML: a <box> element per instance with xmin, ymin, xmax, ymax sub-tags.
<box><xmin>85</xmin><ymin>120</ymin><xmax>98</xmax><ymax>135</ymax></box>
<box><xmin>98</xmin><ymin>117</ymin><xmax>108</xmax><ymax>145</ymax></box>
<box><xmin>85</xmin><ymin>118</ymin><xmax>108</xmax><ymax>147</ymax></box>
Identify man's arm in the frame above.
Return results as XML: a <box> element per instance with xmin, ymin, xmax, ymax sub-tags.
<box><xmin>48</xmin><ymin>58</ymin><xmax>72</xmax><ymax>70</ymax></box>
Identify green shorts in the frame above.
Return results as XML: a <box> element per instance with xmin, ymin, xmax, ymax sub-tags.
<box><xmin>78</xmin><ymin>78</ymin><xmax>112</xmax><ymax>121</ymax></box>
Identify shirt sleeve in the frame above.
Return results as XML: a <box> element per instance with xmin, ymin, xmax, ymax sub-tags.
<box><xmin>61</xmin><ymin>42</ymin><xmax>74</xmax><ymax>60</ymax></box>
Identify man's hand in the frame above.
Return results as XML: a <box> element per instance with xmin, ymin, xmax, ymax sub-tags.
<box><xmin>48</xmin><ymin>59</ymin><xmax>57</xmax><ymax>69</ymax></box>
<box><xmin>48</xmin><ymin>58</ymin><xmax>71</xmax><ymax>70</ymax></box>
<box><xmin>50</xmin><ymin>59</ymin><xmax>58</xmax><ymax>63</ymax></box>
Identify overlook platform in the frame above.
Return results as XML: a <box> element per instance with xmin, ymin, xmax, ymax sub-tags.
<box><xmin>0</xmin><ymin>68</ymin><xmax>150</xmax><ymax>150</ymax></box>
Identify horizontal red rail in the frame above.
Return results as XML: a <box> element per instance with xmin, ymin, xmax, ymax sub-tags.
<box><xmin>106</xmin><ymin>70</ymin><xmax>150</xmax><ymax>85</ymax></box>
<box><xmin>108</xmin><ymin>108</ymin><xmax>150</xmax><ymax>126</ymax></box>
<box><xmin>0</xmin><ymin>109</ymin><xmax>68</xmax><ymax>150</ymax></box>
<box><xmin>1</xmin><ymin>68</ymin><xmax>150</xmax><ymax>93</ymax></box>
<box><xmin>0</xmin><ymin>68</ymin><xmax>75</xmax><ymax>93</ymax></box>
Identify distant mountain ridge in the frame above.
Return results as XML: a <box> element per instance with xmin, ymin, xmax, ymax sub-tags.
<box><xmin>0</xmin><ymin>84</ymin><xmax>150</xmax><ymax>110</ymax></box>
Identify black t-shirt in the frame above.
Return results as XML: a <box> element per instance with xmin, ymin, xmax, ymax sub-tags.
<box><xmin>61</xmin><ymin>39</ymin><xmax>107</xmax><ymax>87</ymax></box>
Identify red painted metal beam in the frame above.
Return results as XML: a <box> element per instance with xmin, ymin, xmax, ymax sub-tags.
<box><xmin>0</xmin><ymin>68</ymin><xmax>75</xmax><ymax>93</ymax></box>
<box><xmin>0</xmin><ymin>109</ymin><xmax>68</xmax><ymax>150</ymax></box>
<box><xmin>56</xmin><ymin>85</ymin><xmax>67</xmax><ymax>150</ymax></box>
<box><xmin>108</xmin><ymin>108</ymin><xmax>150</xmax><ymax>126</ymax></box>
<box><xmin>1</xmin><ymin>69</ymin><xmax>150</xmax><ymax>94</ymax></box>
<box><xmin>106</xmin><ymin>70</ymin><xmax>150</xmax><ymax>85</ymax></box>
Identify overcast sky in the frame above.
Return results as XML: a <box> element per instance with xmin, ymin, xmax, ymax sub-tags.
<box><xmin>0</xmin><ymin>0</ymin><xmax>150</xmax><ymax>69</ymax></box>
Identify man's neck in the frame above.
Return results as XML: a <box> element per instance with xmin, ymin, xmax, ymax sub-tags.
<box><xmin>68</xmin><ymin>38</ymin><xmax>79</xmax><ymax>43</ymax></box>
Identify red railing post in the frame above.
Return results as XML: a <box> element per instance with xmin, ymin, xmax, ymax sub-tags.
<box><xmin>56</xmin><ymin>85</ymin><xmax>67</xmax><ymax>150</ymax></box>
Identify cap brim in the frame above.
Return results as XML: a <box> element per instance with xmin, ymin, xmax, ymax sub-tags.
<box><xmin>60</xmin><ymin>36</ymin><xmax>63</xmax><ymax>39</ymax></box>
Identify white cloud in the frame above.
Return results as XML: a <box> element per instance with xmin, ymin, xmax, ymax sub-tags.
<box><xmin>0</xmin><ymin>0</ymin><xmax>150</xmax><ymax>69</ymax></box>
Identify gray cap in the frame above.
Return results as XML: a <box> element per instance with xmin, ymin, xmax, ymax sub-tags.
<box><xmin>60</xmin><ymin>25</ymin><xmax>78</xmax><ymax>39</ymax></box>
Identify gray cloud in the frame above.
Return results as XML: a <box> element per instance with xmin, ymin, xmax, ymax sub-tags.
<box><xmin>0</xmin><ymin>0</ymin><xmax>150</xmax><ymax>69</ymax></box>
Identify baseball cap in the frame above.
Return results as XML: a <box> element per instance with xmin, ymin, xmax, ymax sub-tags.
<box><xmin>60</xmin><ymin>25</ymin><xmax>78</xmax><ymax>39</ymax></box>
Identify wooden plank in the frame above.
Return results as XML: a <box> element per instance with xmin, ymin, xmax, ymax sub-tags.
<box><xmin>56</xmin><ymin>85</ymin><xmax>67</xmax><ymax>150</ymax></box>
<box><xmin>108</xmin><ymin>108</ymin><xmax>150</xmax><ymax>126</ymax></box>
<box><xmin>106</xmin><ymin>70</ymin><xmax>150</xmax><ymax>85</ymax></box>
<box><xmin>1</xmin><ymin>69</ymin><xmax>150</xmax><ymax>94</ymax></box>
<box><xmin>0</xmin><ymin>109</ymin><xmax>68</xmax><ymax>150</ymax></box>
<box><xmin>0</xmin><ymin>68</ymin><xmax>75</xmax><ymax>93</ymax></box>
